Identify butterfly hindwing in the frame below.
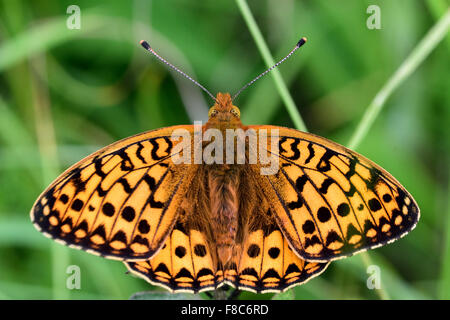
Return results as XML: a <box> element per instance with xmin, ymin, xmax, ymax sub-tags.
<box><xmin>224</xmin><ymin>226</ymin><xmax>329</xmax><ymax>293</ymax></box>
<box><xmin>249</xmin><ymin>126</ymin><xmax>420</xmax><ymax>262</ymax></box>
<box><xmin>31</xmin><ymin>126</ymin><xmax>197</xmax><ymax>260</ymax></box>
<box><xmin>126</xmin><ymin>216</ymin><xmax>328</xmax><ymax>294</ymax></box>
<box><xmin>125</xmin><ymin>225</ymin><xmax>222</xmax><ymax>293</ymax></box>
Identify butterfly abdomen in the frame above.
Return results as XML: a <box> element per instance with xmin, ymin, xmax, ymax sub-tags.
<box><xmin>208</xmin><ymin>165</ymin><xmax>240</xmax><ymax>265</ymax></box>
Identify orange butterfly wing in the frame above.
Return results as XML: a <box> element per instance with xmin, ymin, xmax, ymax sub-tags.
<box><xmin>224</xmin><ymin>225</ymin><xmax>329</xmax><ymax>293</ymax></box>
<box><xmin>249</xmin><ymin>125</ymin><xmax>420</xmax><ymax>262</ymax></box>
<box><xmin>126</xmin><ymin>224</ymin><xmax>221</xmax><ymax>293</ymax></box>
<box><xmin>126</xmin><ymin>221</ymin><xmax>328</xmax><ymax>294</ymax></box>
<box><xmin>31</xmin><ymin>125</ymin><xmax>197</xmax><ymax>261</ymax></box>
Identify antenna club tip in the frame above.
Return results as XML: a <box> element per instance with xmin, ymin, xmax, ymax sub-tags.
<box><xmin>297</xmin><ymin>37</ymin><xmax>307</xmax><ymax>47</ymax></box>
<box><xmin>140</xmin><ymin>40</ymin><xmax>151</xmax><ymax>50</ymax></box>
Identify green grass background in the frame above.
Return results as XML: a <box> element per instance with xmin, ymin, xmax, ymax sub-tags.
<box><xmin>0</xmin><ymin>0</ymin><xmax>448</xmax><ymax>300</ymax></box>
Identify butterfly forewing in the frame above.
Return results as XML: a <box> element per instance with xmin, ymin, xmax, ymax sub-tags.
<box><xmin>31</xmin><ymin>126</ymin><xmax>197</xmax><ymax>260</ymax></box>
<box><xmin>250</xmin><ymin>126</ymin><xmax>420</xmax><ymax>262</ymax></box>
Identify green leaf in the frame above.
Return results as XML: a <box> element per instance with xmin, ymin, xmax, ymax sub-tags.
<box><xmin>272</xmin><ymin>289</ymin><xmax>295</xmax><ymax>300</ymax></box>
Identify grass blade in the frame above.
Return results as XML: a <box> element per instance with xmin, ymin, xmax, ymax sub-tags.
<box><xmin>347</xmin><ymin>8</ymin><xmax>450</xmax><ymax>150</ymax></box>
<box><xmin>235</xmin><ymin>0</ymin><xmax>307</xmax><ymax>132</ymax></box>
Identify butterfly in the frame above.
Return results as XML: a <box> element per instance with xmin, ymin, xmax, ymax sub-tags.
<box><xmin>31</xmin><ymin>38</ymin><xmax>419</xmax><ymax>294</ymax></box>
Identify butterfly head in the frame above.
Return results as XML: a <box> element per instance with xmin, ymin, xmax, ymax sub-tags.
<box><xmin>207</xmin><ymin>93</ymin><xmax>241</xmax><ymax>128</ymax></box>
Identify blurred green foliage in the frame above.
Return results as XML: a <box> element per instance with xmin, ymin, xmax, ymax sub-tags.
<box><xmin>0</xmin><ymin>0</ymin><xmax>448</xmax><ymax>300</ymax></box>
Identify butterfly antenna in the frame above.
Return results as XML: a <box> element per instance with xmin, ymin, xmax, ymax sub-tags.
<box><xmin>232</xmin><ymin>37</ymin><xmax>307</xmax><ymax>101</ymax></box>
<box><xmin>140</xmin><ymin>40</ymin><xmax>217</xmax><ymax>102</ymax></box>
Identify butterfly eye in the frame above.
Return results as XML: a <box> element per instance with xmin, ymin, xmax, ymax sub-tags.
<box><xmin>230</xmin><ymin>108</ymin><xmax>240</xmax><ymax>118</ymax></box>
<box><xmin>209</xmin><ymin>109</ymin><xmax>218</xmax><ymax>117</ymax></box>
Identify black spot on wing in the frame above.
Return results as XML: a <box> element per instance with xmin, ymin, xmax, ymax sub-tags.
<box><xmin>268</xmin><ymin>247</ymin><xmax>280</xmax><ymax>259</ymax></box>
<box><xmin>286</xmin><ymin>139</ymin><xmax>301</xmax><ymax>160</ymax></box>
<box><xmin>368</xmin><ymin>198</ymin><xmax>382</xmax><ymax>211</ymax></box>
<box><xmin>363</xmin><ymin>219</ymin><xmax>376</xmax><ymax>234</ymax></box>
<box><xmin>175</xmin><ymin>246</ymin><xmax>186</xmax><ymax>258</ymax></box>
<box><xmin>71</xmin><ymin>199</ymin><xmax>84</xmax><ymax>211</ymax></box>
<box><xmin>59</xmin><ymin>194</ymin><xmax>69</xmax><ymax>204</ymax></box>
<box><xmin>61</xmin><ymin>217</ymin><xmax>73</xmax><ymax>230</ymax></box>
<box><xmin>138</xmin><ymin>220</ymin><xmax>151</xmax><ymax>234</ymax></box>
<box><xmin>317</xmin><ymin>207</ymin><xmax>331</xmax><ymax>222</ymax></box>
<box><xmin>194</xmin><ymin>244</ymin><xmax>207</xmax><ymax>257</ymax></box>
<box><xmin>302</xmin><ymin>220</ymin><xmax>316</xmax><ymax>234</ymax></box>
<box><xmin>337</xmin><ymin>203</ymin><xmax>350</xmax><ymax>217</ymax></box>
<box><xmin>121</xmin><ymin>206</ymin><xmax>136</xmax><ymax>222</ymax></box>
<box><xmin>102</xmin><ymin>202</ymin><xmax>115</xmax><ymax>217</ymax></box>
<box><xmin>247</xmin><ymin>244</ymin><xmax>261</xmax><ymax>258</ymax></box>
